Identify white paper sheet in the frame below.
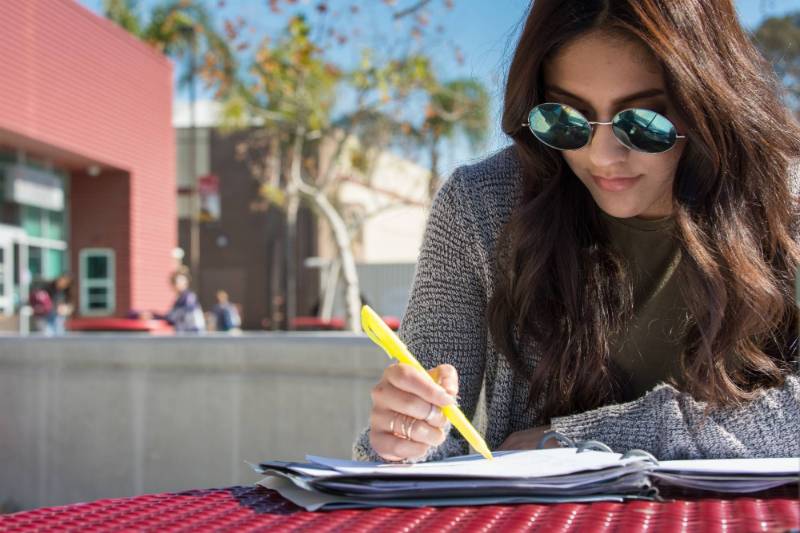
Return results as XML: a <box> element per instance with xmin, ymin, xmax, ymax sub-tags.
<box><xmin>306</xmin><ymin>448</ymin><xmax>646</xmax><ymax>479</ymax></box>
<box><xmin>656</xmin><ymin>457</ymin><xmax>800</xmax><ymax>475</ymax></box>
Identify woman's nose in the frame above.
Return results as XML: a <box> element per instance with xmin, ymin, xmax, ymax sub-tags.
<box><xmin>587</xmin><ymin>123</ymin><xmax>628</xmax><ymax>168</ymax></box>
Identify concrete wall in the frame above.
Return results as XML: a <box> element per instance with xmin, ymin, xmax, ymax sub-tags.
<box><xmin>0</xmin><ymin>334</ymin><xmax>386</xmax><ymax>510</ymax></box>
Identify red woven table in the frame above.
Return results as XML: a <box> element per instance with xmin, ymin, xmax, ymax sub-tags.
<box><xmin>1</xmin><ymin>486</ymin><xmax>798</xmax><ymax>532</ymax></box>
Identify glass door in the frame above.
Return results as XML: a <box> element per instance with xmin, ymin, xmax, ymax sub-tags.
<box><xmin>0</xmin><ymin>229</ymin><xmax>14</xmax><ymax>315</ymax></box>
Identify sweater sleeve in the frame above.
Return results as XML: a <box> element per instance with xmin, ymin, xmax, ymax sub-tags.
<box><xmin>353</xmin><ymin>168</ymin><xmax>489</xmax><ymax>462</ymax></box>
<box><xmin>550</xmin><ymin>374</ymin><xmax>800</xmax><ymax>459</ymax></box>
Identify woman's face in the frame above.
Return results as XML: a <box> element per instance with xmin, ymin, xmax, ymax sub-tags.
<box><xmin>543</xmin><ymin>31</ymin><xmax>687</xmax><ymax>219</ymax></box>
<box><xmin>173</xmin><ymin>274</ymin><xmax>189</xmax><ymax>292</ymax></box>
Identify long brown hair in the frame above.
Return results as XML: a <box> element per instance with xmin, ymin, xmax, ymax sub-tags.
<box><xmin>488</xmin><ymin>0</ymin><xmax>800</xmax><ymax>422</ymax></box>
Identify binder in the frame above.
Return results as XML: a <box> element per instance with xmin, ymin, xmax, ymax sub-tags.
<box><xmin>252</xmin><ymin>431</ymin><xmax>800</xmax><ymax>511</ymax></box>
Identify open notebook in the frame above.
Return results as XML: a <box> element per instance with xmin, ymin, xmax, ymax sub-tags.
<box><xmin>252</xmin><ymin>435</ymin><xmax>799</xmax><ymax>511</ymax></box>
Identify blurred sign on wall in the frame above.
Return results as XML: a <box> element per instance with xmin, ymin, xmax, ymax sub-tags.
<box><xmin>4</xmin><ymin>164</ymin><xmax>64</xmax><ymax>211</ymax></box>
<box><xmin>198</xmin><ymin>173</ymin><xmax>220</xmax><ymax>222</ymax></box>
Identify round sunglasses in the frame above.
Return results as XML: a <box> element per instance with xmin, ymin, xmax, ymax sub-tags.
<box><xmin>522</xmin><ymin>102</ymin><xmax>686</xmax><ymax>154</ymax></box>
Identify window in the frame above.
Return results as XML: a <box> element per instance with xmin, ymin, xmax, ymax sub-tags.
<box><xmin>21</xmin><ymin>206</ymin><xmax>42</xmax><ymax>237</ymax></box>
<box><xmin>79</xmin><ymin>249</ymin><xmax>115</xmax><ymax>316</ymax></box>
<box><xmin>28</xmin><ymin>247</ymin><xmax>66</xmax><ymax>280</ymax></box>
<box><xmin>21</xmin><ymin>206</ymin><xmax>65</xmax><ymax>240</ymax></box>
<box><xmin>45</xmin><ymin>210</ymin><xmax>64</xmax><ymax>240</ymax></box>
<box><xmin>44</xmin><ymin>249</ymin><xmax>64</xmax><ymax>280</ymax></box>
<box><xmin>0</xmin><ymin>150</ymin><xmax>15</xmax><ymax>165</ymax></box>
<box><xmin>28</xmin><ymin>247</ymin><xmax>42</xmax><ymax>278</ymax></box>
<box><xmin>0</xmin><ymin>247</ymin><xmax>5</xmax><ymax>296</ymax></box>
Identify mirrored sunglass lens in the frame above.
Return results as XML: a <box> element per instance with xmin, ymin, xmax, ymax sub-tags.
<box><xmin>612</xmin><ymin>109</ymin><xmax>676</xmax><ymax>153</ymax></box>
<box><xmin>528</xmin><ymin>104</ymin><xmax>590</xmax><ymax>150</ymax></box>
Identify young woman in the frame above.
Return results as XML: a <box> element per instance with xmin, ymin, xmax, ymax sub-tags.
<box><xmin>354</xmin><ymin>0</ymin><xmax>800</xmax><ymax>463</ymax></box>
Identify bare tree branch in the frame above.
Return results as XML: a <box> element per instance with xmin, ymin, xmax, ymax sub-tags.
<box><xmin>393</xmin><ymin>0</ymin><xmax>433</xmax><ymax>19</ymax></box>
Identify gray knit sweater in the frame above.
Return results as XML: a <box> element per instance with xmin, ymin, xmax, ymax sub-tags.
<box><xmin>353</xmin><ymin>146</ymin><xmax>800</xmax><ymax>462</ymax></box>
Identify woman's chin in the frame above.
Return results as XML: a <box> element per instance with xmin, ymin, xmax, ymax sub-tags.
<box><xmin>595</xmin><ymin>202</ymin><xmax>643</xmax><ymax>220</ymax></box>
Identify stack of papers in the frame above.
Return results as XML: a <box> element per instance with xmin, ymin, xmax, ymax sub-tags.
<box><xmin>252</xmin><ymin>450</ymin><xmax>800</xmax><ymax>511</ymax></box>
<box><xmin>253</xmin><ymin>448</ymin><xmax>656</xmax><ymax>511</ymax></box>
<box><xmin>653</xmin><ymin>457</ymin><xmax>800</xmax><ymax>493</ymax></box>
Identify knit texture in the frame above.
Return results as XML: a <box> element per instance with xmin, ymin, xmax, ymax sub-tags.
<box><xmin>353</xmin><ymin>146</ymin><xmax>800</xmax><ymax>462</ymax></box>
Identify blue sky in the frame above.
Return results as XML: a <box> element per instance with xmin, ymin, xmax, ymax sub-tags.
<box><xmin>80</xmin><ymin>0</ymin><xmax>800</xmax><ymax>171</ymax></box>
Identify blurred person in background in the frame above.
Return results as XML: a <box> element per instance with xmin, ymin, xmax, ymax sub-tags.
<box><xmin>211</xmin><ymin>290</ymin><xmax>241</xmax><ymax>333</ymax></box>
<box><xmin>166</xmin><ymin>267</ymin><xmax>206</xmax><ymax>333</ymax></box>
<box><xmin>30</xmin><ymin>273</ymin><xmax>73</xmax><ymax>336</ymax></box>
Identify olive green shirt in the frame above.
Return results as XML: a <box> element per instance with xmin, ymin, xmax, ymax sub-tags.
<box><xmin>603</xmin><ymin>212</ymin><xmax>687</xmax><ymax>401</ymax></box>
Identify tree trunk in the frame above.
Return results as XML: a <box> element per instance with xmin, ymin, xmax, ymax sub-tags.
<box><xmin>284</xmin><ymin>191</ymin><xmax>299</xmax><ymax>330</ymax></box>
<box><xmin>284</xmin><ymin>130</ymin><xmax>304</xmax><ymax>330</ymax></box>
<box><xmin>428</xmin><ymin>133</ymin><xmax>441</xmax><ymax>202</ymax></box>
<box><xmin>266</xmin><ymin>135</ymin><xmax>282</xmax><ymax>329</ymax></box>
<box><xmin>320</xmin><ymin>257</ymin><xmax>340</xmax><ymax>321</ymax></box>
<box><xmin>296</xmin><ymin>181</ymin><xmax>362</xmax><ymax>332</ymax></box>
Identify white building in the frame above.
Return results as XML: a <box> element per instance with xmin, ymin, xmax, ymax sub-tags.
<box><xmin>174</xmin><ymin>100</ymin><xmax>431</xmax><ymax>321</ymax></box>
<box><xmin>316</xmin><ymin>138</ymin><xmax>431</xmax><ymax>319</ymax></box>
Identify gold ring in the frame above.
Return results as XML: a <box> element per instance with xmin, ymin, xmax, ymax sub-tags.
<box><xmin>399</xmin><ymin>416</ymin><xmax>409</xmax><ymax>439</ymax></box>
<box><xmin>405</xmin><ymin>417</ymin><xmax>417</xmax><ymax>440</ymax></box>
<box><xmin>392</xmin><ymin>413</ymin><xmax>409</xmax><ymax>440</ymax></box>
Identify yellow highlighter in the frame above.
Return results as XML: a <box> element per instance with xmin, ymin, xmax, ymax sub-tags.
<box><xmin>361</xmin><ymin>305</ymin><xmax>493</xmax><ymax>460</ymax></box>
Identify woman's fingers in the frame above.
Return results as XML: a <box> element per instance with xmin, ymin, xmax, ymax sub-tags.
<box><xmin>371</xmin><ymin>380</ymin><xmax>449</xmax><ymax>428</ymax></box>
<box><xmin>431</xmin><ymin>364</ymin><xmax>459</xmax><ymax>397</ymax></box>
<box><xmin>370</xmin><ymin>409</ymin><xmax>447</xmax><ymax>447</ymax></box>
<box><xmin>383</xmin><ymin>363</ymin><xmax>456</xmax><ymax>407</ymax></box>
<box><xmin>368</xmin><ymin>361</ymin><xmax>460</xmax><ymax>462</ymax></box>
<box><xmin>369</xmin><ymin>430</ymin><xmax>430</xmax><ymax>462</ymax></box>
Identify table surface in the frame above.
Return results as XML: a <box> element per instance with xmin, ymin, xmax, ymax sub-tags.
<box><xmin>1</xmin><ymin>485</ymin><xmax>798</xmax><ymax>532</ymax></box>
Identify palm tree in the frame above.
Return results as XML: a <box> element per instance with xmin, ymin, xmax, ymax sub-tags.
<box><xmin>102</xmin><ymin>0</ymin><xmax>143</xmax><ymax>35</ymax></box>
<box><xmin>103</xmin><ymin>0</ymin><xmax>235</xmax><ymax>87</ymax></box>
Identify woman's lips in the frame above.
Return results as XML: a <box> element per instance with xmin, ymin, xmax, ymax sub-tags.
<box><xmin>591</xmin><ymin>174</ymin><xmax>641</xmax><ymax>192</ymax></box>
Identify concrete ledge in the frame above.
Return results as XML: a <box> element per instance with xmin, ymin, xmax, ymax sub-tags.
<box><xmin>0</xmin><ymin>334</ymin><xmax>386</xmax><ymax>510</ymax></box>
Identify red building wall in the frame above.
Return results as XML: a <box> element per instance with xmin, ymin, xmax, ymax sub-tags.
<box><xmin>70</xmin><ymin>170</ymin><xmax>133</xmax><ymax>314</ymax></box>
<box><xmin>0</xmin><ymin>0</ymin><xmax>176</xmax><ymax>314</ymax></box>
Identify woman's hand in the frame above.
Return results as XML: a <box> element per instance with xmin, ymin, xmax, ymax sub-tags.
<box><xmin>369</xmin><ymin>363</ymin><xmax>458</xmax><ymax>462</ymax></box>
<box><xmin>496</xmin><ymin>425</ymin><xmax>559</xmax><ymax>451</ymax></box>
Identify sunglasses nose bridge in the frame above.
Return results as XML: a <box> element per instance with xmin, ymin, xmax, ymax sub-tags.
<box><xmin>586</xmin><ymin>119</ymin><xmax>626</xmax><ymax>150</ymax></box>
<box><xmin>586</xmin><ymin>120</ymin><xmax>632</xmax><ymax>164</ymax></box>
